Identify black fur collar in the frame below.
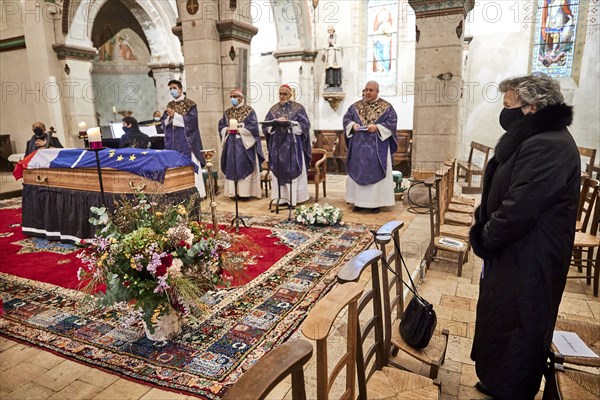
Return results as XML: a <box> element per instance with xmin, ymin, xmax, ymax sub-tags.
<box><xmin>494</xmin><ymin>103</ymin><xmax>573</xmax><ymax>163</ymax></box>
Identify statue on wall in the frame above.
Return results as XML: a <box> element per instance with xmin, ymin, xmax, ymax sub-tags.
<box><xmin>324</xmin><ymin>25</ymin><xmax>342</xmax><ymax>88</ymax></box>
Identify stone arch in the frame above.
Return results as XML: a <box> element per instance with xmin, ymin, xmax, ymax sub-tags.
<box><xmin>66</xmin><ymin>0</ymin><xmax>182</xmax><ymax>65</ymax></box>
<box><xmin>268</xmin><ymin>0</ymin><xmax>314</xmax><ymax>51</ymax></box>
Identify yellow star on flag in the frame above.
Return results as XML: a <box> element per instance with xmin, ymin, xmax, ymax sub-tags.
<box><xmin>129</xmin><ymin>155</ymin><xmax>136</xmax><ymax>161</ymax></box>
<box><xmin>116</xmin><ymin>155</ymin><xmax>124</xmax><ymax>161</ymax></box>
<box><xmin>141</xmin><ymin>151</ymin><xmax>148</xmax><ymax>155</ymax></box>
<box><xmin>108</xmin><ymin>150</ymin><xmax>116</xmax><ymax>158</ymax></box>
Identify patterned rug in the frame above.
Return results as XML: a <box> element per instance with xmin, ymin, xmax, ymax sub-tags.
<box><xmin>0</xmin><ymin>212</ymin><xmax>374</xmax><ymax>399</ymax></box>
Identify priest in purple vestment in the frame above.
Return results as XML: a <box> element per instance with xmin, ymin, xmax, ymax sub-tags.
<box><xmin>161</xmin><ymin>79</ymin><xmax>206</xmax><ymax>197</ymax></box>
<box><xmin>218</xmin><ymin>89</ymin><xmax>265</xmax><ymax>199</ymax></box>
<box><xmin>343</xmin><ymin>81</ymin><xmax>397</xmax><ymax>213</ymax></box>
<box><xmin>262</xmin><ymin>84</ymin><xmax>311</xmax><ymax>206</ymax></box>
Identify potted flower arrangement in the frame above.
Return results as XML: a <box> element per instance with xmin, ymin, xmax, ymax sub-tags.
<box><xmin>77</xmin><ymin>194</ymin><xmax>256</xmax><ymax>341</ymax></box>
<box><xmin>295</xmin><ymin>203</ymin><xmax>343</xmax><ymax>226</ymax></box>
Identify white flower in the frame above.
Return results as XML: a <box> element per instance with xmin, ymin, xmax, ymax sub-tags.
<box><xmin>170</xmin><ymin>258</ymin><xmax>183</xmax><ymax>278</ymax></box>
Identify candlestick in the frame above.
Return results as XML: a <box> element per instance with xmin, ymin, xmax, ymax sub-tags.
<box><xmin>78</xmin><ymin>121</ymin><xmax>87</xmax><ymax>130</ymax></box>
<box><xmin>112</xmin><ymin>106</ymin><xmax>117</xmax><ymax>114</ymax></box>
<box><xmin>87</xmin><ymin>127</ymin><xmax>102</xmax><ymax>149</ymax></box>
<box><xmin>228</xmin><ymin>119</ymin><xmax>238</xmax><ymax>131</ymax></box>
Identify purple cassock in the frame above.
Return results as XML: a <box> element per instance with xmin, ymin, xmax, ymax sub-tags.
<box><xmin>262</xmin><ymin>101</ymin><xmax>311</xmax><ymax>182</ymax></box>
<box><xmin>218</xmin><ymin>105</ymin><xmax>265</xmax><ymax>180</ymax></box>
<box><xmin>343</xmin><ymin>99</ymin><xmax>398</xmax><ymax>185</ymax></box>
<box><xmin>161</xmin><ymin>97</ymin><xmax>205</xmax><ymax>166</ymax></box>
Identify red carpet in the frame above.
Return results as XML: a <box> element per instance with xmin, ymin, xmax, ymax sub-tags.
<box><xmin>0</xmin><ymin>208</ymin><xmax>291</xmax><ymax>290</ymax></box>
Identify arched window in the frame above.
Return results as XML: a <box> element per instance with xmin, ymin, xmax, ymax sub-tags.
<box><xmin>531</xmin><ymin>0</ymin><xmax>581</xmax><ymax>78</ymax></box>
<box><xmin>366</xmin><ymin>0</ymin><xmax>399</xmax><ymax>95</ymax></box>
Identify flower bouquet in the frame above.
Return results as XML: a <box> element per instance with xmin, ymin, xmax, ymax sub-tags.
<box><xmin>77</xmin><ymin>194</ymin><xmax>258</xmax><ymax>340</ymax></box>
<box><xmin>295</xmin><ymin>203</ymin><xmax>343</xmax><ymax>226</ymax></box>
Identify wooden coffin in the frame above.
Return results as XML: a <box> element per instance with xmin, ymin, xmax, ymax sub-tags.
<box><xmin>23</xmin><ymin>165</ymin><xmax>195</xmax><ymax>194</ymax></box>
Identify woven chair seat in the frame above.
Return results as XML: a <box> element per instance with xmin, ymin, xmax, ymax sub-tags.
<box><xmin>557</xmin><ymin>368</ymin><xmax>600</xmax><ymax>399</ymax></box>
<box><xmin>447</xmin><ymin>202</ymin><xmax>474</xmax><ymax>214</ymax></box>
<box><xmin>367</xmin><ymin>367</ymin><xmax>439</xmax><ymax>399</ymax></box>
<box><xmin>553</xmin><ymin>319</ymin><xmax>600</xmax><ymax>367</ymax></box>
<box><xmin>451</xmin><ymin>196</ymin><xmax>476</xmax><ymax>206</ymax></box>
<box><xmin>574</xmin><ymin>231</ymin><xmax>600</xmax><ymax>248</ymax></box>
<box><xmin>444</xmin><ymin>211</ymin><xmax>473</xmax><ymax>226</ymax></box>
<box><xmin>391</xmin><ymin>320</ymin><xmax>449</xmax><ymax>365</ymax></box>
<box><xmin>440</xmin><ymin>224</ymin><xmax>470</xmax><ymax>240</ymax></box>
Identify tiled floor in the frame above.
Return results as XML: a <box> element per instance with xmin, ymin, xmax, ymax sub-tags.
<box><xmin>1</xmin><ymin>174</ymin><xmax>598</xmax><ymax>399</ymax></box>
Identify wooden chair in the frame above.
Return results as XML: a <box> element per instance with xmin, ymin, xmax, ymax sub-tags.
<box><xmin>589</xmin><ymin>164</ymin><xmax>600</xmax><ymax>181</ymax></box>
<box><xmin>543</xmin><ymin>352</ymin><xmax>600</xmax><ymax>400</ymax></box>
<box><xmin>436</xmin><ymin>167</ymin><xmax>473</xmax><ymax>227</ymax></box>
<box><xmin>223</xmin><ymin>339</ymin><xmax>313</xmax><ymax>400</ymax></box>
<box><xmin>260</xmin><ymin>138</ymin><xmax>272</xmax><ymax>197</ymax></box>
<box><xmin>456</xmin><ymin>141</ymin><xmax>493</xmax><ymax>194</ymax></box>
<box><xmin>445</xmin><ymin>158</ymin><xmax>476</xmax><ymax>208</ymax></box>
<box><xmin>576</xmin><ymin>178</ymin><xmax>599</xmax><ymax>232</ymax></box>
<box><xmin>302</xmin><ymin>282</ymin><xmax>363</xmax><ymax>400</ymax></box>
<box><xmin>578</xmin><ymin>146</ymin><xmax>597</xmax><ymax>178</ymax></box>
<box><xmin>393</xmin><ymin>130</ymin><xmax>412</xmax><ymax>176</ymax></box>
<box><xmin>552</xmin><ymin>319</ymin><xmax>600</xmax><ymax>368</ymax></box>
<box><xmin>438</xmin><ymin>164</ymin><xmax>474</xmax><ymax>215</ymax></box>
<box><xmin>336</xmin><ymin>250</ymin><xmax>440</xmax><ymax>398</ymax></box>
<box><xmin>568</xmin><ymin>189</ymin><xmax>600</xmax><ymax>296</ymax></box>
<box><xmin>308</xmin><ymin>148</ymin><xmax>327</xmax><ymax>201</ymax></box>
<box><xmin>371</xmin><ymin>221</ymin><xmax>450</xmax><ymax>380</ymax></box>
<box><xmin>425</xmin><ymin>177</ymin><xmax>470</xmax><ymax>276</ymax></box>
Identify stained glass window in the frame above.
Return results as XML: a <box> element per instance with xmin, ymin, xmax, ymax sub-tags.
<box><xmin>366</xmin><ymin>0</ymin><xmax>398</xmax><ymax>95</ymax></box>
<box><xmin>531</xmin><ymin>0</ymin><xmax>580</xmax><ymax>78</ymax></box>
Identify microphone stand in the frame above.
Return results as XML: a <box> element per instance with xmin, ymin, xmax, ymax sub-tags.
<box><xmin>228</xmin><ymin>127</ymin><xmax>248</xmax><ymax>232</ymax></box>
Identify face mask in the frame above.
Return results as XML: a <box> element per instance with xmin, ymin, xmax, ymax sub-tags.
<box><xmin>170</xmin><ymin>89</ymin><xmax>180</xmax><ymax>98</ymax></box>
<box><xmin>33</xmin><ymin>128</ymin><xmax>45</xmax><ymax>138</ymax></box>
<box><xmin>499</xmin><ymin>106</ymin><xmax>526</xmax><ymax>131</ymax></box>
<box><xmin>230</xmin><ymin>98</ymin><xmax>239</xmax><ymax>107</ymax></box>
<box><xmin>153</xmin><ymin>117</ymin><xmax>161</xmax><ymax>122</ymax></box>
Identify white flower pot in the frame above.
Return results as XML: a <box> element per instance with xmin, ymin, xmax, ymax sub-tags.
<box><xmin>143</xmin><ymin>307</ymin><xmax>182</xmax><ymax>341</ymax></box>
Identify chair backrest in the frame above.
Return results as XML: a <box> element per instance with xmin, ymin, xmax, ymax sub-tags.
<box><xmin>373</xmin><ymin>221</ymin><xmax>406</xmax><ymax>355</ymax></box>
<box><xmin>223</xmin><ymin>339</ymin><xmax>313</xmax><ymax>400</ymax></box>
<box><xmin>588</xmin><ymin>190</ymin><xmax>600</xmax><ymax>237</ymax></box>
<box><xmin>577</xmin><ymin>178</ymin><xmax>600</xmax><ymax>232</ymax></box>
<box><xmin>310</xmin><ymin>148</ymin><xmax>327</xmax><ymax>169</ymax></box>
<box><xmin>302</xmin><ymin>282</ymin><xmax>364</xmax><ymax>400</ymax></box>
<box><xmin>578</xmin><ymin>146</ymin><xmax>597</xmax><ymax>177</ymax></box>
<box><xmin>426</xmin><ymin>177</ymin><xmax>443</xmax><ymax>241</ymax></box>
<box><xmin>393</xmin><ymin>130</ymin><xmax>413</xmax><ymax>167</ymax></box>
<box><xmin>472</xmin><ymin>141</ymin><xmax>492</xmax><ymax>167</ymax></box>
<box><xmin>337</xmin><ymin>249</ymin><xmax>387</xmax><ymax>400</ymax></box>
<box><xmin>445</xmin><ymin>158</ymin><xmax>457</xmax><ymax>199</ymax></box>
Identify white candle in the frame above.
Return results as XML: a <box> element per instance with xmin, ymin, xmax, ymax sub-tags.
<box><xmin>228</xmin><ymin>119</ymin><xmax>238</xmax><ymax>130</ymax></box>
<box><xmin>112</xmin><ymin>106</ymin><xmax>117</xmax><ymax>113</ymax></box>
<box><xmin>87</xmin><ymin>127</ymin><xmax>102</xmax><ymax>143</ymax></box>
<box><xmin>78</xmin><ymin>121</ymin><xmax>87</xmax><ymax>130</ymax></box>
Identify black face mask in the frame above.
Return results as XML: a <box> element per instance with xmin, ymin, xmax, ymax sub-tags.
<box><xmin>499</xmin><ymin>107</ymin><xmax>526</xmax><ymax>131</ymax></box>
<box><xmin>123</xmin><ymin>126</ymin><xmax>130</xmax><ymax>133</ymax></box>
<box><xmin>33</xmin><ymin>128</ymin><xmax>45</xmax><ymax>138</ymax></box>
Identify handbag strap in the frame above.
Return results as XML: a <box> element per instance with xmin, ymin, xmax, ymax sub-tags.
<box><xmin>369</xmin><ymin>230</ymin><xmax>420</xmax><ymax>297</ymax></box>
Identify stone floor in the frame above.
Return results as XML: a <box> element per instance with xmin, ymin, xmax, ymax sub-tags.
<box><xmin>1</xmin><ymin>174</ymin><xmax>598</xmax><ymax>399</ymax></box>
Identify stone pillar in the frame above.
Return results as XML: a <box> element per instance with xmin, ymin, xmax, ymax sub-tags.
<box><xmin>273</xmin><ymin>51</ymin><xmax>318</xmax><ymax>131</ymax></box>
<box><xmin>176</xmin><ymin>0</ymin><xmax>258</xmax><ymax>162</ymax></box>
<box><xmin>408</xmin><ymin>0</ymin><xmax>474</xmax><ymax>173</ymax></box>
<box><xmin>52</xmin><ymin>45</ymin><xmax>97</xmax><ymax>148</ymax></box>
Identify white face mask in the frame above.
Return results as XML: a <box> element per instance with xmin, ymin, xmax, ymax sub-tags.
<box><xmin>153</xmin><ymin>117</ymin><xmax>160</xmax><ymax>122</ymax></box>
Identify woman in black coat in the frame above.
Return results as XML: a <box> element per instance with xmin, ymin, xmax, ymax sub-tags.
<box><xmin>469</xmin><ymin>73</ymin><xmax>580</xmax><ymax>399</ymax></box>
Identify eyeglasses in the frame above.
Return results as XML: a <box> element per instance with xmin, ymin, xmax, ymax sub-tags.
<box><xmin>279</xmin><ymin>92</ymin><xmax>290</xmax><ymax>95</ymax></box>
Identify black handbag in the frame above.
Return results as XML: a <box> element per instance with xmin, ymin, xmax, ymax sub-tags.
<box><xmin>371</xmin><ymin>230</ymin><xmax>437</xmax><ymax>349</ymax></box>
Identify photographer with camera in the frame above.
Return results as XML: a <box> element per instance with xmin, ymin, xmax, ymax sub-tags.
<box><xmin>25</xmin><ymin>122</ymin><xmax>63</xmax><ymax>156</ymax></box>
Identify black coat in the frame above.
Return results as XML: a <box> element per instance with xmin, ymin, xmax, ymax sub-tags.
<box><xmin>469</xmin><ymin>103</ymin><xmax>580</xmax><ymax>399</ymax></box>
<box><xmin>119</xmin><ymin>128</ymin><xmax>150</xmax><ymax>149</ymax></box>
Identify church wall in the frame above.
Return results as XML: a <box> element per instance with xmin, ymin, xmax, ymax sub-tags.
<box><xmin>0</xmin><ymin>48</ymin><xmax>35</xmax><ymax>155</ymax></box>
<box><xmin>462</xmin><ymin>1</ymin><xmax>600</xmax><ymax>160</ymax></box>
